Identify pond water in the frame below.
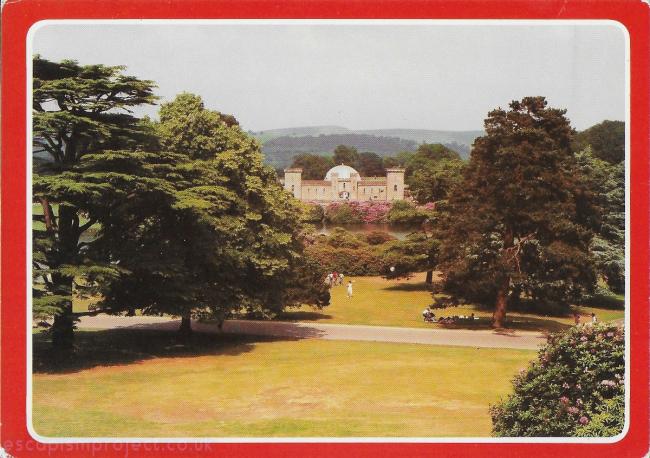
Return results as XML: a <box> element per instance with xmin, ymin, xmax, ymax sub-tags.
<box><xmin>314</xmin><ymin>223</ymin><xmax>420</xmax><ymax>240</ymax></box>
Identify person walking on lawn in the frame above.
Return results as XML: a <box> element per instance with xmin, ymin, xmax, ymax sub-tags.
<box><xmin>347</xmin><ymin>281</ymin><xmax>353</xmax><ymax>298</ymax></box>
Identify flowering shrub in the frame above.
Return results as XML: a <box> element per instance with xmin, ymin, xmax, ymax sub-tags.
<box><xmin>490</xmin><ymin>323</ymin><xmax>624</xmax><ymax>437</ymax></box>
<box><xmin>323</xmin><ymin>201</ymin><xmax>436</xmax><ymax>225</ymax></box>
<box><xmin>324</xmin><ymin>201</ymin><xmax>392</xmax><ymax>224</ymax></box>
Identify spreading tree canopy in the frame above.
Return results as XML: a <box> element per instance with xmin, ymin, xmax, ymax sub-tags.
<box><xmin>436</xmin><ymin>97</ymin><xmax>598</xmax><ymax>328</ymax></box>
<box><xmin>33</xmin><ymin>55</ymin><xmax>158</xmax><ymax>163</ymax></box>
<box><xmin>97</xmin><ymin>94</ymin><xmax>330</xmax><ymax>333</ymax></box>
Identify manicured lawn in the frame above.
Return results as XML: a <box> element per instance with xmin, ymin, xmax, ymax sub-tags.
<box><xmin>32</xmin><ymin>329</ymin><xmax>534</xmax><ymax>437</ymax></box>
<box><xmin>281</xmin><ymin>273</ymin><xmax>625</xmax><ymax>332</ymax></box>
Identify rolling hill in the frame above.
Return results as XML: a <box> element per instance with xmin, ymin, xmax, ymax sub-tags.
<box><xmin>251</xmin><ymin>126</ymin><xmax>484</xmax><ymax>169</ymax></box>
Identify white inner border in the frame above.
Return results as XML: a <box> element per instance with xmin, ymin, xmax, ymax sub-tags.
<box><xmin>26</xmin><ymin>19</ymin><xmax>631</xmax><ymax>444</ymax></box>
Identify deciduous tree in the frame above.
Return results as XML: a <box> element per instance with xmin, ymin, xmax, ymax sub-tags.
<box><xmin>99</xmin><ymin>94</ymin><xmax>330</xmax><ymax>333</ymax></box>
<box><xmin>355</xmin><ymin>152</ymin><xmax>385</xmax><ymax>177</ymax></box>
<box><xmin>333</xmin><ymin>145</ymin><xmax>359</xmax><ymax>166</ymax></box>
<box><xmin>290</xmin><ymin>153</ymin><xmax>334</xmax><ymax>180</ymax></box>
<box><xmin>573</xmin><ymin>120</ymin><xmax>625</xmax><ymax>164</ymax></box>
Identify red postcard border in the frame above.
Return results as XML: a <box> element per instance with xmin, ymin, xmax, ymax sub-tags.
<box><xmin>2</xmin><ymin>1</ymin><xmax>648</xmax><ymax>457</ymax></box>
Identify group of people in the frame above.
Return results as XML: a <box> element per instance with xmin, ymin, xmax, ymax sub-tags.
<box><xmin>422</xmin><ymin>309</ymin><xmax>478</xmax><ymax>324</ymax></box>
<box><xmin>574</xmin><ymin>312</ymin><xmax>598</xmax><ymax>325</ymax></box>
<box><xmin>326</xmin><ymin>271</ymin><xmax>354</xmax><ymax>298</ymax></box>
<box><xmin>325</xmin><ymin>271</ymin><xmax>345</xmax><ymax>287</ymax></box>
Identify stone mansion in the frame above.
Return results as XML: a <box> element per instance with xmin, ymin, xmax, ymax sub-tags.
<box><xmin>283</xmin><ymin>164</ymin><xmax>406</xmax><ymax>202</ymax></box>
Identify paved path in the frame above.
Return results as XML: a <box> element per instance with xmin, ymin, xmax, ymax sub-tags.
<box><xmin>77</xmin><ymin>315</ymin><xmax>547</xmax><ymax>350</ymax></box>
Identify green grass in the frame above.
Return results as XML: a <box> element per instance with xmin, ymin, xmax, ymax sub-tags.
<box><xmin>281</xmin><ymin>273</ymin><xmax>625</xmax><ymax>332</ymax></box>
<box><xmin>32</xmin><ymin>329</ymin><xmax>534</xmax><ymax>437</ymax></box>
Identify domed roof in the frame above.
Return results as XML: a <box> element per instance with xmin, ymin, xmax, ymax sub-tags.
<box><xmin>325</xmin><ymin>164</ymin><xmax>359</xmax><ymax>180</ymax></box>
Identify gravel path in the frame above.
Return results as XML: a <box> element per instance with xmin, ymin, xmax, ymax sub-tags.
<box><xmin>76</xmin><ymin>315</ymin><xmax>547</xmax><ymax>350</ymax></box>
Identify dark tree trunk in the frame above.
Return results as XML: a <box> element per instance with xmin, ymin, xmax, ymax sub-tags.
<box><xmin>492</xmin><ymin>275</ymin><xmax>510</xmax><ymax>328</ymax></box>
<box><xmin>178</xmin><ymin>314</ymin><xmax>192</xmax><ymax>337</ymax></box>
<box><xmin>49</xmin><ymin>204</ymin><xmax>80</xmax><ymax>351</ymax></box>
<box><xmin>493</xmin><ymin>227</ymin><xmax>514</xmax><ymax>329</ymax></box>
<box><xmin>51</xmin><ymin>274</ymin><xmax>75</xmax><ymax>351</ymax></box>
<box><xmin>425</xmin><ymin>270</ymin><xmax>433</xmax><ymax>284</ymax></box>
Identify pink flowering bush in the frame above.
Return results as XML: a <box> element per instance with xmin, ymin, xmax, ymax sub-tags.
<box><xmin>490</xmin><ymin>323</ymin><xmax>624</xmax><ymax>437</ymax></box>
<box><xmin>324</xmin><ymin>201</ymin><xmax>436</xmax><ymax>225</ymax></box>
<box><xmin>324</xmin><ymin>201</ymin><xmax>392</xmax><ymax>224</ymax></box>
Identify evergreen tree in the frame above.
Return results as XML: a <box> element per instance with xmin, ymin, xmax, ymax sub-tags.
<box><xmin>32</xmin><ymin>56</ymin><xmax>158</xmax><ymax>350</ymax></box>
<box><xmin>436</xmin><ymin>97</ymin><xmax>598</xmax><ymax>327</ymax></box>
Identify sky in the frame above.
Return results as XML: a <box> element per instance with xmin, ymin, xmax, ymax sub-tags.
<box><xmin>31</xmin><ymin>21</ymin><xmax>627</xmax><ymax>132</ymax></box>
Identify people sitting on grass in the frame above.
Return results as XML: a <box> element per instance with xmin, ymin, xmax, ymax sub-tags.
<box><xmin>433</xmin><ymin>313</ymin><xmax>479</xmax><ymax>325</ymax></box>
<box><xmin>422</xmin><ymin>308</ymin><xmax>436</xmax><ymax>322</ymax></box>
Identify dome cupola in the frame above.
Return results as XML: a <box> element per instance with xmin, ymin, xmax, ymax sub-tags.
<box><xmin>325</xmin><ymin>164</ymin><xmax>359</xmax><ymax>180</ymax></box>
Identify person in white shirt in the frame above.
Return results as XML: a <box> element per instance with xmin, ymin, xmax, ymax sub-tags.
<box><xmin>347</xmin><ymin>281</ymin><xmax>353</xmax><ymax>298</ymax></box>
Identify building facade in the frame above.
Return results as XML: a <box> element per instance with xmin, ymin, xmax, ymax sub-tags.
<box><xmin>284</xmin><ymin>164</ymin><xmax>406</xmax><ymax>202</ymax></box>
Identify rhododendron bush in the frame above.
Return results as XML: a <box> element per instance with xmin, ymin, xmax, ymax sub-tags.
<box><xmin>324</xmin><ymin>201</ymin><xmax>392</xmax><ymax>224</ymax></box>
<box><xmin>323</xmin><ymin>201</ymin><xmax>434</xmax><ymax>225</ymax></box>
<box><xmin>490</xmin><ymin>323</ymin><xmax>624</xmax><ymax>437</ymax></box>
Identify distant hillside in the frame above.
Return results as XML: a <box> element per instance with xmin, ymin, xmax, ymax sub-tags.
<box><xmin>251</xmin><ymin>125</ymin><xmax>483</xmax><ymax>145</ymax></box>
<box><xmin>251</xmin><ymin>125</ymin><xmax>483</xmax><ymax>168</ymax></box>
<box><xmin>261</xmin><ymin>134</ymin><xmax>417</xmax><ymax>170</ymax></box>
<box><xmin>357</xmin><ymin>128</ymin><xmax>484</xmax><ymax>148</ymax></box>
<box><xmin>251</xmin><ymin>125</ymin><xmax>352</xmax><ymax>141</ymax></box>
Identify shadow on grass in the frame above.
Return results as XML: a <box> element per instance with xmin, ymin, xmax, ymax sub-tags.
<box><xmin>32</xmin><ymin>327</ymin><xmax>316</xmax><ymax>375</ymax></box>
<box><xmin>580</xmin><ymin>293</ymin><xmax>625</xmax><ymax>310</ymax></box>
<box><xmin>433</xmin><ymin>316</ymin><xmax>570</xmax><ymax>333</ymax></box>
<box><xmin>382</xmin><ymin>282</ymin><xmax>432</xmax><ymax>292</ymax></box>
<box><xmin>277</xmin><ymin>311</ymin><xmax>334</xmax><ymax>321</ymax></box>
